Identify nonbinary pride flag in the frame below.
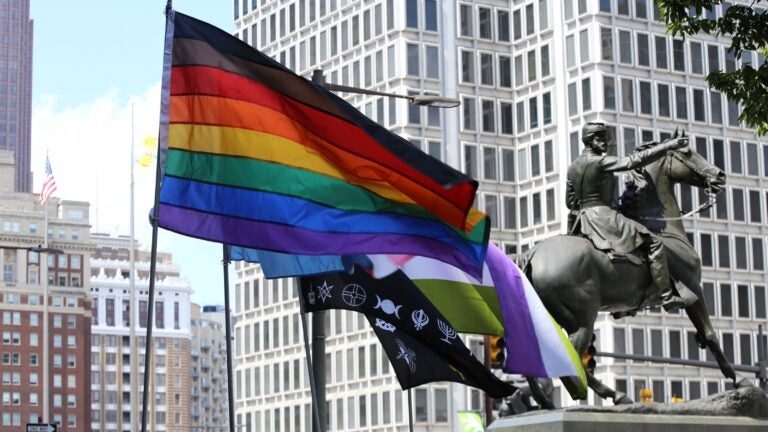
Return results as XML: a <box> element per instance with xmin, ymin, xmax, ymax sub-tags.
<box><xmin>40</xmin><ymin>154</ymin><xmax>57</xmax><ymax>205</ymax></box>
<box><xmin>155</xmin><ymin>11</ymin><xmax>489</xmax><ymax>276</ymax></box>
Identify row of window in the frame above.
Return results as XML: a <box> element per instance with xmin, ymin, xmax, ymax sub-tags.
<box><xmin>91</xmin><ymin>297</ymin><xmax>182</xmax><ymax>329</ymax></box>
<box><xmin>465</xmin><ymin>140</ymin><xmax>556</xmax><ymax>184</ymax></box>
<box><xmin>1</xmin><ymin>220</ymin><xmax>81</xmax><ymax>240</ymax></box>
<box><xmin>459</xmin><ymin>44</ymin><xmax>552</xmax><ymax>89</ymax></box>
<box><xmin>613</xmin><ymin>325</ymin><xmax>766</xmax><ymax>367</ymax></box>
<box><xmin>680</xmin><ymin>186</ymin><xmax>768</xmax><ymax>227</ymax></box>
<box><xmin>1</xmin><ymin>351</ymin><xmax>76</xmax><ymax>368</ymax></box>
<box><xmin>701</xmin><ymin>282</ymin><xmax>767</xmax><ymax>320</ymax></box>
<box><xmin>238</xmin><ymin>386</ymin><xmax>449</xmax><ymax>431</ymax></box>
<box><xmin>0</xmin><ymin>293</ymin><xmax>79</xmax><ymax>307</ymax></box>
<box><xmin>461</xmin><ymin>93</ymin><xmax>553</xmax><ymax>135</ymax></box>
<box><xmin>599</xmin><ymin>75</ymin><xmax>741</xmax><ymax>127</ymax></box>
<box><xmin>599</xmin><ymin>27</ymin><xmax>764</xmax><ymax>74</ymax></box>
<box><xmin>484</xmin><ymin>188</ymin><xmax>559</xmax><ymax>231</ymax></box>
<box><xmin>615</xmin><ymin>132</ymin><xmax>767</xmax><ymax>181</ymax></box>
<box><xmin>459</xmin><ymin>0</ymin><xmax>549</xmax><ymax>43</ymax></box>
<box><xmin>695</xmin><ymin>232</ymin><xmax>766</xmax><ymax>273</ymax></box>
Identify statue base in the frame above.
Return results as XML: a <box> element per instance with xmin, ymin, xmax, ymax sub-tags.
<box><xmin>488</xmin><ymin>386</ymin><xmax>768</xmax><ymax>432</ymax></box>
<box><xmin>487</xmin><ymin>410</ymin><xmax>767</xmax><ymax>432</ymax></box>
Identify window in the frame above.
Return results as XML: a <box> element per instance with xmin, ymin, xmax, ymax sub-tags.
<box><xmin>503</xmin><ymin>196</ymin><xmax>516</xmax><ymax>230</ymax></box>
<box><xmin>459</xmin><ymin>4</ymin><xmax>472</xmax><ymax>37</ymax></box>
<box><xmin>580</xmin><ymin>29</ymin><xmax>590</xmax><ymax>63</ymax></box>
<box><xmin>601</xmin><ymin>28</ymin><xmax>613</xmax><ymax>61</ymax></box>
<box><xmin>675</xmin><ymin>86</ymin><xmax>688</xmax><ymax>119</ymax></box>
<box><xmin>541</xmin><ymin>45</ymin><xmax>551</xmax><ymax>77</ymax></box>
<box><xmin>693</xmin><ymin>89</ymin><xmax>706</xmax><ymax>122</ymax></box>
<box><xmin>512</xmin><ymin>9</ymin><xmax>521</xmax><ymax>40</ymax></box>
<box><xmin>691</xmin><ymin>41</ymin><xmax>704</xmax><ymax>74</ymax></box>
<box><xmin>502</xmin><ymin>150</ymin><xmax>515</xmax><ymax>182</ymax></box>
<box><xmin>425</xmin><ymin>46</ymin><xmax>439</xmax><ymax>79</ymax></box>
<box><xmin>415</xmin><ymin>388</ymin><xmax>428</xmax><ymax>422</ymax></box>
<box><xmin>637</xmin><ymin>33</ymin><xmax>650</xmax><ymax>66</ymax></box>
<box><xmin>499</xmin><ymin>56</ymin><xmax>511</xmax><ymax>87</ymax></box>
<box><xmin>525</xmin><ymin>4</ymin><xmax>535</xmax><ymax>35</ymax></box>
<box><xmin>497</xmin><ymin>10</ymin><xmax>510</xmax><ymax>42</ymax></box>
<box><xmin>708</xmin><ymin>44</ymin><xmax>720</xmax><ymax>74</ymax></box>
<box><xmin>464</xmin><ymin>144</ymin><xmax>478</xmax><ymax>178</ymax></box>
<box><xmin>462</xmin><ymin>97</ymin><xmax>476</xmax><ymax>131</ymax></box>
<box><xmin>481</xmin><ymin>100</ymin><xmax>495</xmax><ymax>133</ymax></box>
<box><xmin>543</xmin><ymin>92</ymin><xmax>552</xmax><ymax>124</ymax></box>
<box><xmin>527</xmin><ymin>50</ymin><xmax>537</xmax><ymax>82</ymax></box>
<box><xmin>710</xmin><ymin>91</ymin><xmax>723</xmax><ymax>124</ymax></box>
<box><xmin>604</xmin><ymin>76</ymin><xmax>616</xmax><ymax>110</ymax></box>
<box><xmin>406</xmin><ymin>44</ymin><xmax>419</xmax><ymax>76</ymax></box>
<box><xmin>639</xmin><ymin>81</ymin><xmax>652</xmax><ymax>115</ymax></box>
<box><xmin>484</xmin><ymin>195</ymin><xmax>499</xmax><ymax>229</ymax></box>
<box><xmin>529</xmin><ymin>97</ymin><xmax>539</xmax><ymax>129</ymax></box>
<box><xmin>618</xmin><ymin>30</ymin><xmax>632</xmax><ymax>64</ymax></box>
<box><xmin>566</xmin><ymin>35</ymin><xmax>575</xmax><ymax>68</ymax></box>
<box><xmin>480</xmin><ymin>53</ymin><xmax>494</xmax><ymax>85</ymax></box>
<box><xmin>568</xmin><ymin>83</ymin><xmax>578</xmax><ymax>116</ymax></box>
<box><xmin>621</xmin><ymin>78</ymin><xmax>635</xmax><ymax>113</ymax></box>
<box><xmin>658</xmin><ymin>84</ymin><xmax>671</xmax><ymax>117</ymax></box>
<box><xmin>478</xmin><ymin>7</ymin><xmax>492</xmax><ymax>39</ymax></box>
<box><xmin>500</xmin><ymin>102</ymin><xmax>513</xmax><ymax>135</ymax></box>
<box><xmin>673</xmin><ymin>39</ymin><xmax>686</xmax><ymax>71</ymax></box>
<box><xmin>425</xmin><ymin>0</ymin><xmax>437</xmax><ymax>31</ymax></box>
<box><xmin>460</xmin><ymin>50</ymin><xmax>474</xmax><ymax>83</ymax></box>
<box><xmin>654</xmin><ymin>36</ymin><xmax>669</xmax><ymax>69</ymax></box>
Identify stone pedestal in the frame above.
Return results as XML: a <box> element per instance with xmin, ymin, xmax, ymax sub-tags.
<box><xmin>487</xmin><ymin>411</ymin><xmax>767</xmax><ymax>432</ymax></box>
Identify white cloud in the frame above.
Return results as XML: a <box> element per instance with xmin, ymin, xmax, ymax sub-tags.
<box><xmin>32</xmin><ymin>85</ymin><xmax>227</xmax><ymax>306</ymax></box>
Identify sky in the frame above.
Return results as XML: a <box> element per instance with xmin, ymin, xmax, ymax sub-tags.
<box><xmin>30</xmin><ymin>1</ymin><xmax>235</xmax><ymax>307</ymax></box>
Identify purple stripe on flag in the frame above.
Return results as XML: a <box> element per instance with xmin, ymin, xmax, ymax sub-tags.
<box><xmin>158</xmin><ymin>204</ymin><xmax>481</xmax><ymax>276</ymax></box>
<box><xmin>486</xmin><ymin>245</ymin><xmax>547</xmax><ymax>376</ymax></box>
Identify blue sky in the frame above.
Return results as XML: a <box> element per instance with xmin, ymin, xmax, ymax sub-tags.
<box><xmin>30</xmin><ymin>1</ymin><xmax>236</xmax><ymax>307</ymax></box>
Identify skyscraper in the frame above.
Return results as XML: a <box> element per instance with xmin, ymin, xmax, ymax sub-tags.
<box><xmin>232</xmin><ymin>0</ymin><xmax>767</xmax><ymax>426</ymax></box>
<box><xmin>0</xmin><ymin>0</ymin><xmax>33</xmax><ymax>192</ymax></box>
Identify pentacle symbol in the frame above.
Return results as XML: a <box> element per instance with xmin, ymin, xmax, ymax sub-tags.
<box><xmin>437</xmin><ymin>319</ymin><xmax>457</xmax><ymax>344</ymax></box>
<box><xmin>374</xmin><ymin>318</ymin><xmax>396</xmax><ymax>333</ymax></box>
<box><xmin>341</xmin><ymin>283</ymin><xmax>366</xmax><ymax>307</ymax></box>
<box><xmin>317</xmin><ymin>281</ymin><xmax>333</xmax><ymax>304</ymax></box>
<box><xmin>374</xmin><ymin>295</ymin><xmax>402</xmax><ymax>318</ymax></box>
<box><xmin>411</xmin><ymin>309</ymin><xmax>429</xmax><ymax>331</ymax></box>
<box><xmin>395</xmin><ymin>339</ymin><xmax>417</xmax><ymax>373</ymax></box>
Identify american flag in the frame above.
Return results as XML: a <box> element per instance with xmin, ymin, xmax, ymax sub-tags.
<box><xmin>40</xmin><ymin>154</ymin><xmax>57</xmax><ymax>205</ymax></box>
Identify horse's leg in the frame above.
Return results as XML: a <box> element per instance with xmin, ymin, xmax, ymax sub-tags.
<box><xmin>569</xmin><ymin>326</ymin><xmax>632</xmax><ymax>405</ymax></box>
<box><xmin>525</xmin><ymin>376</ymin><xmax>555</xmax><ymax>410</ymax></box>
<box><xmin>684</xmin><ymin>295</ymin><xmax>752</xmax><ymax>388</ymax></box>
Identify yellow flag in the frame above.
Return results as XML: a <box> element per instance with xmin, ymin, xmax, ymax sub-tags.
<box><xmin>137</xmin><ymin>136</ymin><xmax>158</xmax><ymax>167</ymax></box>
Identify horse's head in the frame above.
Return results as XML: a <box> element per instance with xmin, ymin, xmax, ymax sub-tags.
<box><xmin>664</xmin><ymin>144</ymin><xmax>726</xmax><ymax>194</ymax></box>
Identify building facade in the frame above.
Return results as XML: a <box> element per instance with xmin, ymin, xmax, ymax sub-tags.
<box><xmin>232</xmin><ymin>0</ymin><xmax>767</xmax><ymax>428</ymax></box>
<box><xmin>89</xmin><ymin>233</ymin><xmax>194</xmax><ymax>432</ymax></box>
<box><xmin>189</xmin><ymin>303</ymin><xmax>230</xmax><ymax>432</ymax></box>
<box><xmin>0</xmin><ymin>151</ymin><xmax>93</xmax><ymax>430</ymax></box>
<box><xmin>0</xmin><ymin>0</ymin><xmax>33</xmax><ymax>192</ymax></box>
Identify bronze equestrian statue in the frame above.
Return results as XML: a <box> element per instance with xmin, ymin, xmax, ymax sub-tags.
<box><xmin>517</xmin><ymin>123</ymin><xmax>751</xmax><ymax>407</ymax></box>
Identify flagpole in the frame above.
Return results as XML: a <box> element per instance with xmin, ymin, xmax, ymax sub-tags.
<box><xmin>296</xmin><ymin>277</ymin><xmax>324</xmax><ymax>432</ymax></box>
<box><xmin>221</xmin><ymin>245</ymin><xmax>236</xmax><ymax>432</ymax></box>
<box><xmin>129</xmin><ymin>103</ymin><xmax>139</xmax><ymax>432</ymax></box>
<box><xmin>42</xmin><ymin>200</ymin><xmax>49</xmax><ymax>424</ymax></box>
<box><xmin>309</xmin><ymin>70</ymin><xmax>328</xmax><ymax>432</ymax></box>
<box><xmin>142</xmin><ymin>2</ymin><xmax>174</xmax><ymax>431</ymax></box>
<box><xmin>407</xmin><ymin>389</ymin><xmax>414</xmax><ymax>432</ymax></box>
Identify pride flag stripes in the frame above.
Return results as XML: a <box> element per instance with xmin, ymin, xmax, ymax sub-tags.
<box><xmin>157</xmin><ymin>12</ymin><xmax>489</xmax><ymax>274</ymax></box>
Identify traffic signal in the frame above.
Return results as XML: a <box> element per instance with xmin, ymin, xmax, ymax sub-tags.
<box><xmin>581</xmin><ymin>334</ymin><xmax>597</xmax><ymax>373</ymax></box>
<box><xmin>489</xmin><ymin>336</ymin><xmax>505</xmax><ymax>369</ymax></box>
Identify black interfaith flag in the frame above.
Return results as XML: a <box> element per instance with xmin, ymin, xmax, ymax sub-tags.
<box><xmin>299</xmin><ymin>266</ymin><xmax>516</xmax><ymax>398</ymax></box>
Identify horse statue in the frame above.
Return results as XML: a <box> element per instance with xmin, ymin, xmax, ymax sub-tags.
<box><xmin>517</xmin><ymin>137</ymin><xmax>751</xmax><ymax>407</ymax></box>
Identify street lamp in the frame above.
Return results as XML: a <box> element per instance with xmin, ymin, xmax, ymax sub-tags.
<box><xmin>307</xmin><ymin>69</ymin><xmax>460</xmax><ymax>432</ymax></box>
<box><xmin>322</xmin><ymin>82</ymin><xmax>461</xmax><ymax>108</ymax></box>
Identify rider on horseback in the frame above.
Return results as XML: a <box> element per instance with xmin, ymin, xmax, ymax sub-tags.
<box><xmin>566</xmin><ymin>122</ymin><xmax>695</xmax><ymax>311</ymax></box>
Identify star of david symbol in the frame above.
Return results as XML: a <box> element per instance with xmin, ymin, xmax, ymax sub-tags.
<box><xmin>317</xmin><ymin>281</ymin><xmax>333</xmax><ymax>304</ymax></box>
<box><xmin>341</xmin><ymin>283</ymin><xmax>366</xmax><ymax>307</ymax></box>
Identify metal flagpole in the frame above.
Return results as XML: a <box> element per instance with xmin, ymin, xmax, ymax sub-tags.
<box><xmin>221</xmin><ymin>245</ymin><xmax>236</xmax><ymax>432</ymax></box>
<box><xmin>129</xmin><ymin>103</ymin><xmax>139</xmax><ymax>432</ymax></box>
<box><xmin>296</xmin><ymin>278</ymin><xmax>324</xmax><ymax>432</ymax></box>
<box><xmin>407</xmin><ymin>389</ymin><xmax>414</xmax><ymax>432</ymax></box>
<box><xmin>142</xmin><ymin>2</ymin><xmax>174</xmax><ymax>429</ymax></box>
<box><xmin>42</xmin><ymin>201</ymin><xmax>49</xmax><ymax>423</ymax></box>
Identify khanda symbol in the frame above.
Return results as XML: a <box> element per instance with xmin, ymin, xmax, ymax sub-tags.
<box><xmin>411</xmin><ymin>309</ymin><xmax>429</xmax><ymax>331</ymax></box>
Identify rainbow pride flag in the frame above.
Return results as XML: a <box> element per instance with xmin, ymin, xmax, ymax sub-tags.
<box><xmin>156</xmin><ymin>11</ymin><xmax>489</xmax><ymax>275</ymax></box>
